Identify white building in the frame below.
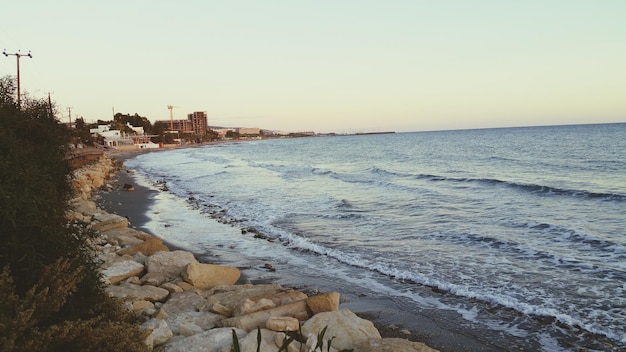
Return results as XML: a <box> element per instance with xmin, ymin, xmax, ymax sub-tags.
<box><xmin>89</xmin><ymin>125</ymin><xmax>110</xmax><ymax>134</ymax></box>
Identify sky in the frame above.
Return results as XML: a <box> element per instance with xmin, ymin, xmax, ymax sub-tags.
<box><xmin>1</xmin><ymin>1</ymin><xmax>625</xmax><ymax>133</ymax></box>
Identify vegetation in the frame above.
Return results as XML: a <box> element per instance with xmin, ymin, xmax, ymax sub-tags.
<box><xmin>0</xmin><ymin>76</ymin><xmax>148</xmax><ymax>351</ymax></box>
<box><xmin>231</xmin><ymin>326</ymin><xmax>352</xmax><ymax>352</ymax></box>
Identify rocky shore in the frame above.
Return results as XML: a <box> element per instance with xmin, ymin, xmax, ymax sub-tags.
<box><xmin>67</xmin><ymin>153</ymin><xmax>438</xmax><ymax>352</ymax></box>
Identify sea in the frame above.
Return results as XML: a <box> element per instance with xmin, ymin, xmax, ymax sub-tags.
<box><xmin>121</xmin><ymin>123</ymin><xmax>625</xmax><ymax>351</ymax></box>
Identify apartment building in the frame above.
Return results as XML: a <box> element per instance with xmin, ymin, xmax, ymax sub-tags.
<box><xmin>188</xmin><ymin>111</ymin><xmax>208</xmax><ymax>135</ymax></box>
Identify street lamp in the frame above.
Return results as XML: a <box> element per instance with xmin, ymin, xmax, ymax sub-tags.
<box><xmin>3</xmin><ymin>49</ymin><xmax>32</xmax><ymax>109</ymax></box>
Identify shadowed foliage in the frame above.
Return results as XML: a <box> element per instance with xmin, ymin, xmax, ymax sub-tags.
<box><xmin>0</xmin><ymin>76</ymin><xmax>148</xmax><ymax>352</ymax></box>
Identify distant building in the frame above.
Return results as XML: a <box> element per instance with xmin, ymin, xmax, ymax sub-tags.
<box><xmin>158</xmin><ymin>111</ymin><xmax>207</xmax><ymax>135</ymax></box>
<box><xmin>127</xmin><ymin>123</ymin><xmax>144</xmax><ymax>135</ymax></box>
<box><xmin>213</xmin><ymin>128</ymin><xmax>236</xmax><ymax>138</ymax></box>
<box><xmin>239</xmin><ymin>127</ymin><xmax>261</xmax><ymax>136</ymax></box>
<box><xmin>188</xmin><ymin>111</ymin><xmax>208</xmax><ymax>135</ymax></box>
<box><xmin>90</xmin><ymin>125</ymin><xmax>110</xmax><ymax>134</ymax></box>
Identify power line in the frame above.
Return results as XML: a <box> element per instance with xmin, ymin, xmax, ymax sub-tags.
<box><xmin>2</xmin><ymin>49</ymin><xmax>32</xmax><ymax>109</ymax></box>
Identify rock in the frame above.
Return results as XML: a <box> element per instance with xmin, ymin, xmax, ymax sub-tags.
<box><xmin>238</xmin><ymin>328</ymin><xmax>278</xmax><ymax>352</ymax></box>
<box><xmin>266</xmin><ymin>316</ymin><xmax>300</xmax><ymax>332</ymax></box>
<box><xmin>160</xmin><ymin>291</ymin><xmax>207</xmax><ymax>316</ymax></box>
<box><xmin>219</xmin><ymin>300</ymin><xmax>309</xmax><ymax>332</ymax></box>
<box><xmin>160</xmin><ymin>327</ymin><xmax>247</xmax><ymax>352</ymax></box>
<box><xmin>182</xmin><ymin>262</ymin><xmax>241</xmax><ymax>290</ymax></box>
<box><xmin>101</xmin><ymin>227</ymin><xmax>143</xmax><ymax>243</ymax></box>
<box><xmin>69</xmin><ymin>199</ymin><xmax>98</xmax><ymax>216</ymax></box>
<box><xmin>90</xmin><ymin>213</ymin><xmax>129</xmax><ymax>232</ymax></box>
<box><xmin>145</xmin><ymin>250</ymin><xmax>198</xmax><ymax>278</ymax></box>
<box><xmin>101</xmin><ymin>259</ymin><xmax>144</xmax><ymax>285</ymax></box>
<box><xmin>123</xmin><ymin>183</ymin><xmax>135</xmax><ymax>191</ymax></box>
<box><xmin>234</xmin><ymin>298</ymin><xmax>276</xmax><ymax>316</ymax></box>
<box><xmin>356</xmin><ymin>338</ymin><xmax>440</xmax><ymax>352</ymax></box>
<box><xmin>113</xmin><ymin>235</ymin><xmax>145</xmax><ymax>247</ymax></box>
<box><xmin>270</xmin><ymin>290</ymin><xmax>309</xmax><ymax>305</ymax></box>
<box><xmin>119</xmin><ymin>237</ymin><xmax>170</xmax><ymax>256</ymax></box>
<box><xmin>178</xmin><ymin>322</ymin><xmax>203</xmax><ymax>337</ymax></box>
<box><xmin>105</xmin><ymin>283</ymin><xmax>170</xmax><ymax>302</ymax></box>
<box><xmin>141</xmin><ymin>272</ymin><xmax>170</xmax><ymax>287</ymax></box>
<box><xmin>125</xmin><ymin>276</ymin><xmax>142</xmax><ymax>285</ymax></box>
<box><xmin>301</xmin><ymin>309</ymin><xmax>381</xmax><ymax>351</ymax></box>
<box><xmin>203</xmin><ymin>284</ymin><xmax>283</xmax><ymax>311</ymax></box>
<box><xmin>166</xmin><ymin>311</ymin><xmax>224</xmax><ymax>334</ymax></box>
<box><xmin>176</xmin><ymin>281</ymin><xmax>195</xmax><ymax>291</ymax></box>
<box><xmin>142</xmin><ymin>318</ymin><xmax>173</xmax><ymax>347</ymax></box>
<box><xmin>303</xmin><ymin>333</ymin><xmax>339</xmax><ymax>352</ymax></box>
<box><xmin>274</xmin><ymin>332</ymin><xmax>306</xmax><ymax>352</ymax></box>
<box><xmin>133</xmin><ymin>252</ymin><xmax>148</xmax><ymax>265</ymax></box>
<box><xmin>161</xmin><ymin>282</ymin><xmax>184</xmax><ymax>293</ymax></box>
<box><xmin>206</xmin><ymin>302</ymin><xmax>234</xmax><ymax>317</ymax></box>
<box><xmin>132</xmin><ymin>300</ymin><xmax>155</xmax><ymax>312</ymax></box>
<box><xmin>154</xmin><ymin>308</ymin><xmax>170</xmax><ymax>319</ymax></box>
<box><xmin>306</xmin><ymin>292</ymin><xmax>340</xmax><ymax>314</ymax></box>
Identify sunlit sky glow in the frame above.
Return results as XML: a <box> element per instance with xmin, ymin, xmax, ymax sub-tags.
<box><xmin>2</xmin><ymin>1</ymin><xmax>625</xmax><ymax>133</ymax></box>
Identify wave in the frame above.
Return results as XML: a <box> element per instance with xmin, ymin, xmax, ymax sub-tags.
<box><xmin>419</xmin><ymin>174</ymin><xmax>626</xmax><ymax>201</ymax></box>
<box><xmin>367</xmin><ymin>166</ymin><xmax>626</xmax><ymax>201</ymax></box>
<box><xmin>272</xmin><ymin>229</ymin><xmax>624</xmax><ymax>345</ymax></box>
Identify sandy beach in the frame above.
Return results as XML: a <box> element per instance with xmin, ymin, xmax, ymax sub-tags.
<box><xmin>95</xmin><ymin>148</ymin><xmax>507</xmax><ymax>352</ymax></box>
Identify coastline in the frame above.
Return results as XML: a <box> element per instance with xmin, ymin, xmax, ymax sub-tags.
<box><xmin>95</xmin><ymin>147</ymin><xmax>508</xmax><ymax>352</ymax></box>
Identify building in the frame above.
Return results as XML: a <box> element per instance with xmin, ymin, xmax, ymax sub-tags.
<box><xmin>91</xmin><ymin>124</ymin><xmax>159</xmax><ymax>149</ymax></box>
<box><xmin>156</xmin><ymin>111</ymin><xmax>207</xmax><ymax>135</ymax></box>
<box><xmin>188</xmin><ymin>111</ymin><xmax>208</xmax><ymax>135</ymax></box>
<box><xmin>239</xmin><ymin>127</ymin><xmax>261</xmax><ymax>136</ymax></box>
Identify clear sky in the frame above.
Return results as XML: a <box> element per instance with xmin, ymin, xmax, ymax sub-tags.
<box><xmin>2</xmin><ymin>1</ymin><xmax>625</xmax><ymax>133</ymax></box>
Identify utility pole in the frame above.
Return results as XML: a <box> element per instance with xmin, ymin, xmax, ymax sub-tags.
<box><xmin>67</xmin><ymin>107</ymin><xmax>73</xmax><ymax>129</ymax></box>
<box><xmin>47</xmin><ymin>92</ymin><xmax>53</xmax><ymax>117</ymax></box>
<box><xmin>2</xmin><ymin>49</ymin><xmax>32</xmax><ymax>109</ymax></box>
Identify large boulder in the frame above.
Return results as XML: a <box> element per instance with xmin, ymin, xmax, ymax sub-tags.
<box><xmin>301</xmin><ymin>309</ymin><xmax>381</xmax><ymax>351</ymax></box>
<box><xmin>105</xmin><ymin>283</ymin><xmax>170</xmax><ymax>302</ymax></box>
<box><xmin>219</xmin><ymin>300</ymin><xmax>309</xmax><ymax>332</ymax></box>
<box><xmin>182</xmin><ymin>262</ymin><xmax>241</xmax><ymax>290</ymax></box>
<box><xmin>266</xmin><ymin>316</ymin><xmax>299</xmax><ymax>332</ymax></box>
<box><xmin>160</xmin><ymin>291</ymin><xmax>208</xmax><ymax>316</ymax></box>
<box><xmin>160</xmin><ymin>327</ymin><xmax>247</xmax><ymax>352</ymax></box>
<box><xmin>141</xmin><ymin>272</ymin><xmax>170</xmax><ymax>287</ymax></box>
<box><xmin>90</xmin><ymin>213</ymin><xmax>129</xmax><ymax>232</ymax></box>
<box><xmin>145</xmin><ymin>250</ymin><xmax>197</xmax><ymax>278</ymax></box>
<box><xmin>166</xmin><ymin>311</ymin><xmax>224</xmax><ymax>334</ymax></box>
<box><xmin>306</xmin><ymin>292</ymin><xmax>340</xmax><ymax>314</ymax></box>
<box><xmin>203</xmin><ymin>284</ymin><xmax>293</xmax><ymax>311</ymax></box>
<box><xmin>119</xmin><ymin>237</ymin><xmax>170</xmax><ymax>256</ymax></box>
<box><xmin>142</xmin><ymin>318</ymin><xmax>173</xmax><ymax>347</ymax></box>
<box><xmin>237</xmin><ymin>328</ymin><xmax>278</xmax><ymax>352</ymax></box>
<box><xmin>101</xmin><ymin>227</ymin><xmax>147</xmax><ymax>247</ymax></box>
<box><xmin>101</xmin><ymin>258</ymin><xmax>144</xmax><ymax>284</ymax></box>
<box><xmin>234</xmin><ymin>298</ymin><xmax>276</xmax><ymax>316</ymax></box>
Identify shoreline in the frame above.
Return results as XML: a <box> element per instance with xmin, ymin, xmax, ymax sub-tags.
<box><xmin>96</xmin><ymin>148</ymin><xmax>506</xmax><ymax>352</ymax></box>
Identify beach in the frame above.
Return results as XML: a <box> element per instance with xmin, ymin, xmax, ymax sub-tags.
<box><xmin>94</xmin><ymin>148</ymin><xmax>509</xmax><ymax>352</ymax></box>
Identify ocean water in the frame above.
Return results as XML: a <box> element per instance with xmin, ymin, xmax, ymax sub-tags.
<box><xmin>124</xmin><ymin>123</ymin><xmax>625</xmax><ymax>351</ymax></box>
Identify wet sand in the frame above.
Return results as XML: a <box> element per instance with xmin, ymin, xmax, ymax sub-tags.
<box><xmin>95</xmin><ymin>148</ymin><xmax>508</xmax><ymax>352</ymax></box>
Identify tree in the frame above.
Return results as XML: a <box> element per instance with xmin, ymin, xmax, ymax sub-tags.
<box><xmin>73</xmin><ymin>117</ymin><xmax>96</xmax><ymax>146</ymax></box>
<box><xmin>113</xmin><ymin>112</ymin><xmax>153</xmax><ymax>134</ymax></box>
<box><xmin>226</xmin><ymin>130</ymin><xmax>240</xmax><ymax>139</ymax></box>
<box><xmin>151</xmin><ymin>121</ymin><xmax>177</xmax><ymax>144</ymax></box>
